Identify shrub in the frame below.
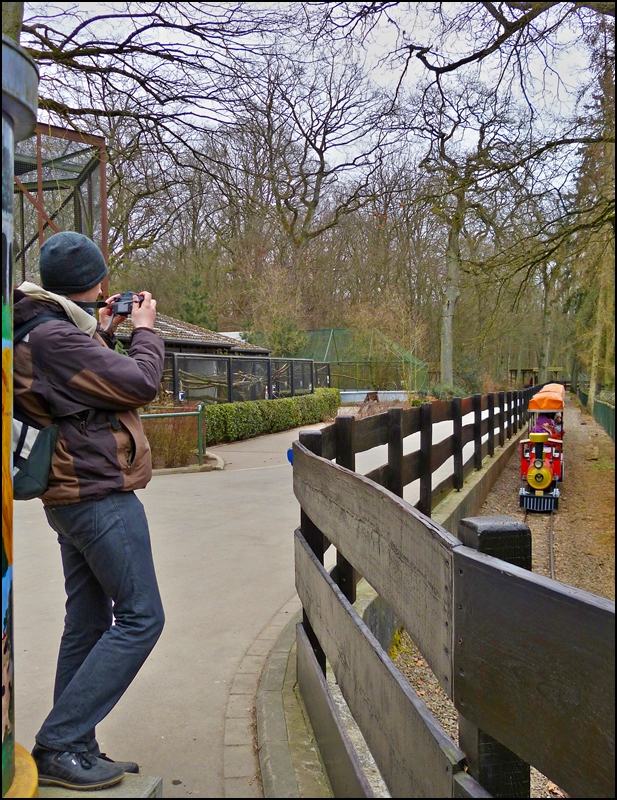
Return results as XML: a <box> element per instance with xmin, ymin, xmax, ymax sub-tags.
<box><xmin>143</xmin><ymin>415</ymin><xmax>196</xmax><ymax>468</ymax></box>
<box><xmin>224</xmin><ymin>401</ymin><xmax>265</xmax><ymax>442</ymax></box>
<box><xmin>202</xmin><ymin>402</ymin><xmax>227</xmax><ymax>444</ymax></box>
<box><xmin>454</xmin><ymin>353</ymin><xmax>482</xmax><ymax>395</ymax></box>
<box><xmin>429</xmin><ymin>383</ymin><xmax>468</xmax><ymax>401</ymax></box>
<box><xmin>202</xmin><ymin>388</ymin><xmax>340</xmax><ymax>444</ymax></box>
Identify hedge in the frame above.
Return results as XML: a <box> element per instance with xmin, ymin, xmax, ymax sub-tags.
<box><xmin>202</xmin><ymin>388</ymin><xmax>341</xmax><ymax>445</ymax></box>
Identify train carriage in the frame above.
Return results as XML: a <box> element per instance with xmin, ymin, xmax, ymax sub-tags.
<box><xmin>520</xmin><ymin>383</ymin><xmax>565</xmax><ymax>512</ymax></box>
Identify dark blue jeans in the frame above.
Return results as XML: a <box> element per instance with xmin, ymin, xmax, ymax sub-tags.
<box><xmin>38</xmin><ymin>491</ymin><xmax>164</xmax><ymax>753</ymax></box>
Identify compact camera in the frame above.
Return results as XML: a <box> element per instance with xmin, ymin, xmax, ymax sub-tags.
<box><xmin>112</xmin><ymin>292</ymin><xmax>144</xmax><ymax>315</ymax></box>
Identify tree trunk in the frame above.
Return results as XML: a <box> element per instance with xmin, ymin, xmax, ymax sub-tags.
<box><xmin>570</xmin><ymin>356</ymin><xmax>579</xmax><ymax>394</ymax></box>
<box><xmin>602</xmin><ymin>242</ymin><xmax>615</xmax><ymax>392</ymax></box>
<box><xmin>537</xmin><ymin>305</ymin><xmax>551</xmax><ymax>384</ymax></box>
<box><xmin>538</xmin><ymin>263</ymin><xmax>557</xmax><ymax>384</ymax></box>
<box><xmin>515</xmin><ymin>338</ymin><xmax>524</xmax><ymax>388</ymax></box>
<box><xmin>587</xmin><ymin>295</ymin><xmax>602</xmax><ymax>413</ymax></box>
<box><xmin>440</xmin><ymin>190</ymin><xmax>465</xmax><ymax>386</ymax></box>
<box><xmin>2</xmin><ymin>2</ymin><xmax>23</xmax><ymax>41</ymax></box>
<box><xmin>587</xmin><ymin>249</ymin><xmax>611</xmax><ymax>412</ymax></box>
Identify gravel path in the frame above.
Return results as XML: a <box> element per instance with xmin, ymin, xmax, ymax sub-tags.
<box><xmin>391</xmin><ymin>395</ymin><xmax>614</xmax><ymax>798</ymax></box>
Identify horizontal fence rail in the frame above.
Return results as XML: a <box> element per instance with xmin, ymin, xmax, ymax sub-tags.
<box><xmin>292</xmin><ymin>384</ymin><xmax>615</xmax><ymax>798</ymax></box>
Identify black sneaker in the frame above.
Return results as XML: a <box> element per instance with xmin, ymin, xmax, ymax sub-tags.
<box><xmin>98</xmin><ymin>752</ymin><xmax>140</xmax><ymax>774</ymax></box>
<box><xmin>32</xmin><ymin>745</ymin><xmax>125</xmax><ymax>790</ymax></box>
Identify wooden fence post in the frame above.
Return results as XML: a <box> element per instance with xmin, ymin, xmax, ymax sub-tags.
<box><xmin>473</xmin><ymin>394</ymin><xmax>483</xmax><ymax>470</ymax></box>
<box><xmin>298</xmin><ymin>430</ymin><xmax>328</xmax><ymax>675</ymax></box>
<box><xmin>388</xmin><ymin>407</ymin><xmax>403</xmax><ymax>498</ymax></box>
<box><xmin>506</xmin><ymin>391</ymin><xmax>513</xmax><ymax>440</ymax></box>
<box><xmin>418</xmin><ymin>402</ymin><xmax>432</xmax><ymax>516</ymax></box>
<box><xmin>519</xmin><ymin>391</ymin><xmax>524</xmax><ymax>431</ymax></box>
<box><xmin>335</xmin><ymin>415</ymin><xmax>357</xmax><ymax>603</ymax></box>
<box><xmin>453</xmin><ymin>397</ymin><xmax>463</xmax><ymax>491</ymax></box>
<box><xmin>457</xmin><ymin>516</ymin><xmax>532</xmax><ymax>798</ymax></box>
<box><xmin>487</xmin><ymin>393</ymin><xmax>495</xmax><ymax>458</ymax></box>
<box><xmin>498</xmin><ymin>391</ymin><xmax>505</xmax><ymax>448</ymax></box>
<box><xmin>512</xmin><ymin>392</ymin><xmax>518</xmax><ymax>434</ymax></box>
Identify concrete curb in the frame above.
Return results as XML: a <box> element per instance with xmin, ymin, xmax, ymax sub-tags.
<box><xmin>38</xmin><ymin>774</ymin><xmax>162</xmax><ymax>798</ymax></box>
<box><xmin>152</xmin><ymin>452</ymin><xmax>225</xmax><ymax>475</ymax></box>
<box><xmin>223</xmin><ymin>596</ymin><xmax>303</xmax><ymax>798</ymax></box>
<box><xmin>256</xmin><ymin>608</ymin><xmax>332</xmax><ymax>799</ymax></box>
<box><xmin>256</xmin><ymin>611</ymin><xmax>302</xmax><ymax>798</ymax></box>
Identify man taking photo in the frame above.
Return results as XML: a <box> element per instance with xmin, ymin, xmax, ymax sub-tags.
<box><xmin>13</xmin><ymin>230</ymin><xmax>165</xmax><ymax>791</ymax></box>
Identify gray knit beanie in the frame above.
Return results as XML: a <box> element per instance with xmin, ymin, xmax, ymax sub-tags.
<box><xmin>39</xmin><ymin>231</ymin><xmax>108</xmax><ymax>295</ymax></box>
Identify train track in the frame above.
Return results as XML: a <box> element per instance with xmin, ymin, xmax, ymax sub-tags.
<box><xmin>524</xmin><ymin>509</ymin><xmax>556</xmax><ymax>580</ymax></box>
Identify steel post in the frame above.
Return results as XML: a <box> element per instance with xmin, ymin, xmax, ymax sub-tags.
<box><xmin>2</xmin><ymin>33</ymin><xmax>39</xmax><ymax>798</ymax></box>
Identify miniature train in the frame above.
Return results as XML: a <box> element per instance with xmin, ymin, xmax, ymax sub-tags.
<box><xmin>519</xmin><ymin>383</ymin><xmax>565</xmax><ymax>512</ymax></box>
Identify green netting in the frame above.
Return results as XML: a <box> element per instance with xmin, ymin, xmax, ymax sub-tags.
<box><xmin>297</xmin><ymin>329</ymin><xmax>355</xmax><ymax>361</ymax></box>
<box><xmin>298</xmin><ymin>329</ymin><xmax>428</xmax><ymax>391</ymax></box>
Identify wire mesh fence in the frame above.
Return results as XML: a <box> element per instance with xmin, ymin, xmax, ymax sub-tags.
<box><xmin>161</xmin><ymin>353</ymin><xmax>328</xmax><ymax>403</ymax></box>
<box><xmin>593</xmin><ymin>400</ymin><xmax>615</xmax><ymax>441</ymax></box>
<box><xmin>578</xmin><ymin>387</ymin><xmax>615</xmax><ymax>441</ymax></box>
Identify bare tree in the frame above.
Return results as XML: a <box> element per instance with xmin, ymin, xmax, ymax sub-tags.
<box><xmin>396</xmin><ymin>75</ymin><xmax>552</xmax><ymax>385</ymax></box>
<box><xmin>217</xmin><ymin>46</ymin><xmax>390</xmax><ymax>264</ymax></box>
<box><xmin>314</xmin><ymin>2</ymin><xmax>615</xmax><ymax>81</ymax></box>
<box><xmin>21</xmin><ymin>3</ymin><xmax>288</xmax><ymax>143</ymax></box>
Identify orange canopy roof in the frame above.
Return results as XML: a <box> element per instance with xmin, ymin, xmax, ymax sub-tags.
<box><xmin>528</xmin><ymin>383</ymin><xmax>565</xmax><ymax>411</ymax></box>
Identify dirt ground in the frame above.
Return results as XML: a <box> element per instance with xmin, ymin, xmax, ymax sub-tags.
<box><xmin>391</xmin><ymin>394</ymin><xmax>614</xmax><ymax>798</ymax></box>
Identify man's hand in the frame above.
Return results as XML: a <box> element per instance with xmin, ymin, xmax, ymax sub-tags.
<box><xmin>131</xmin><ymin>292</ymin><xmax>157</xmax><ymax>330</ymax></box>
<box><xmin>98</xmin><ymin>294</ymin><xmax>124</xmax><ymax>333</ymax></box>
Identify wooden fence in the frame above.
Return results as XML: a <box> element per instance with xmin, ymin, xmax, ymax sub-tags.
<box><xmin>298</xmin><ymin>388</ymin><xmax>534</xmax><ymax>606</ymax></box>
<box><xmin>292</xmin><ymin>388</ymin><xmax>615</xmax><ymax>798</ymax></box>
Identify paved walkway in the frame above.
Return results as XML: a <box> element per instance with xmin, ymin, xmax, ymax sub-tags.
<box><xmin>13</xmin><ymin>424</ymin><xmax>329</xmax><ymax>799</ymax></box>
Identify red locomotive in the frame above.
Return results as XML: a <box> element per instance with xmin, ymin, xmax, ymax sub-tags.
<box><xmin>520</xmin><ymin>383</ymin><xmax>565</xmax><ymax>512</ymax></box>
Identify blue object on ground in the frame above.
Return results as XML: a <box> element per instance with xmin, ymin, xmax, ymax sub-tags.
<box><xmin>287</xmin><ymin>448</ymin><xmax>293</xmax><ymax>465</ymax></box>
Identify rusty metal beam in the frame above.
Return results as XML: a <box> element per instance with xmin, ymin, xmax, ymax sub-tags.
<box><xmin>14</xmin><ymin>175</ymin><xmax>60</xmax><ymax>234</ymax></box>
<box><xmin>34</xmin><ymin>121</ymin><xmax>106</xmax><ymax>147</ymax></box>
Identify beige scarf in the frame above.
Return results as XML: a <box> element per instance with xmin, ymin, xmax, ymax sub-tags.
<box><xmin>18</xmin><ymin>282</ymin><xmax>98</xmax><ymax>337</ymax></box>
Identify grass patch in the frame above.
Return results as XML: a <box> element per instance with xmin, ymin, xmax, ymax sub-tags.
<box><xmin>591</xmin><ymin>458</ymin><xmax>615</xmax><ymax>473</ymax></box>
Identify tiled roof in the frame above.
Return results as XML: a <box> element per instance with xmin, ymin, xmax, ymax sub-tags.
<box><xmin>116</xmin><ymin>313</ymin><xmax>267</xmax><ymax>353</ymax></box>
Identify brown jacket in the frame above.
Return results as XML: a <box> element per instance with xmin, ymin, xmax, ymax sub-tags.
<box><xmin>13</xmin><ymin>292</ymin><xmax>165</xmax><ymax>505</ymax></box>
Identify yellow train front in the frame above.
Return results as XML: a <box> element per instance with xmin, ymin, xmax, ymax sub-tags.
<box><xmin>519</xmin><ymin>384</ymin><xmax>565</xmax><ymax>513</ymax></box>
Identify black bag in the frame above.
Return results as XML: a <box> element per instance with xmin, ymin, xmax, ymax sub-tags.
<box><xmin>12</xmin><ymin>314</ymin><xmax>61</xmax><ymax>500</ymax></box>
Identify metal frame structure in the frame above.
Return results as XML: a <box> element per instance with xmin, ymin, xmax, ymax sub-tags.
<box><xmin>164</xmin><ymin>352</ymin><xmax>329</xmax><ymax>403</ymax></box>
<box><xmin>13</xmin><ymin>122</ymin><xmax>107</xmax><ymax>291</ymax></box>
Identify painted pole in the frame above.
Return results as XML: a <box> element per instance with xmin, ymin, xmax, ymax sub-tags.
<box><xmin>2</xmin><ymin>33</ymin><xmax>39</xmax><ymax>798</ymax></box>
